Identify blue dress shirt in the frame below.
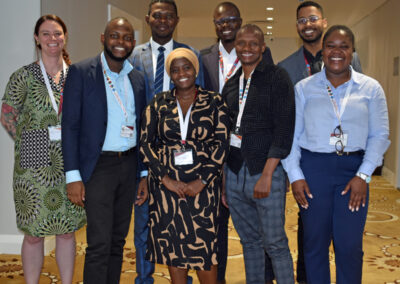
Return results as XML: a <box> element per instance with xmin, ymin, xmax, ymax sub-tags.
<box><xmin>282</xmin><ymin>67</ymin><xmax>390</xmax><ymax>183</ymax></box>
<box><xmin>66</xmin><ymin>53</ymin><xmax>138</xmax><ymax>183</ymax></box>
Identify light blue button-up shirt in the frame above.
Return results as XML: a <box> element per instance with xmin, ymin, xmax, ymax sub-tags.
<box><xmin>66</xmin><ymin>53</ymin><xmax>139</xmax><ymax>184</ymax></box>
<box><xmin>282</xmin><ymin>67</ymin><xmax>390</xmax><ymax>183</ymax></box>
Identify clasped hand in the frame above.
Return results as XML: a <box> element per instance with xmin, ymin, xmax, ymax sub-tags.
<box><xmin>162</xmin><ymin>176</ymin><xmax>205</xmax><ymax>198</ymax></box>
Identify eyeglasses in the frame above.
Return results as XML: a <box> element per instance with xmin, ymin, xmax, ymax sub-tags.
<box><xmin>296</xmin><ymin>15</ymin><xmax>320</xmax><ymax>25</ymax></box>
<box><xmin>214</xmin><ymin>16</ymin><xmax>241</xmax><ymax>27</ymax></box>
<box><xmin>333</xmin><ymin>125</ymin><xmax>344</xmax><ymax>155</ymax></box>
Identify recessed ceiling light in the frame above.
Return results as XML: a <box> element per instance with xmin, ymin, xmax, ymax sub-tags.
<box><xmin>266</xmin><ymin>7</ymin><xmax>274</xmax><ymax>11</ymax></box>
<box><xmin>267</xmin><ymin>26</ymin><xmax>273</xmax><ymax>29</ymax></box>
<box><xmin>267</xmin><ymin>17</ymin><xmax>274</xmax><ymax>21</ymax></box>
<box><xmin>266</xmin><ymin>32</ymin><xmax>273</xmax><ymax>35</ymax></box>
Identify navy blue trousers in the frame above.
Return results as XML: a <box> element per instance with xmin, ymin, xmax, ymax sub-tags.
<box><xmin>300</xmin><ymin>149</ymin><xmax>369</xmax><ymax>284</ymax></box>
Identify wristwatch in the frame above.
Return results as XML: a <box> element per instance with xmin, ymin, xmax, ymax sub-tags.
<box><xmin>356</xmin><ymin>172</ymin><xmax>371</xmax><ymax>183</ymax></box>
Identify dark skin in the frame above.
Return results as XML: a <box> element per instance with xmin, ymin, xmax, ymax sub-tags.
<box><xmin>161</xmin><ymin>57</ymin><xmax>206</xmax><ymax>199</ymax></box>
<box><xmin>234</xmin><ymin>27</ymin><xmax>278</xmax><ymax>199</ymax></box>
<box><xmin>161</xmin><ymin>57</ymin><xmax>216</xmax><ymax>283</ymax></box>
<box><xmin>292</xmin><ymin>29</ymin><xmax>366</xmax><ymax>212</ymax></box>
<box><xmin>146</xmin><ymin>2</ymin><xmax>179</xmax><ymax>46</ymax></box>
<box><xmin>213</xmin><ymin>3</ymin><xmax>242</xmax><ymax>53</ymax></box>
<box><xmin>296</xmin><ymin>6</ymin><xmax>327</xmax><ymax>57</ymax></box>
<box><xmin>67</xmin><ymin>18</ymin><xmax>148</xmax><ymax>207</ymax></box>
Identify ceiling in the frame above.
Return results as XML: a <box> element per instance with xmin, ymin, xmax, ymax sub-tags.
<box><xmin>175</xmin><ymin>0</ymin><xmax>388</xmax><ymax>38</ymax></box>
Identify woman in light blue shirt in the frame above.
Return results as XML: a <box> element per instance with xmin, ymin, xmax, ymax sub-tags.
<box><xmin>282</xmin><ymin>25</ymin><xmax>390</xmax><ymax>284</ymax></box>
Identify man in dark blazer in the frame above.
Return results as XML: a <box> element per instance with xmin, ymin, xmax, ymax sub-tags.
<box><xmin>201</xmin><ymin>3</ymin><xmax>275</xmax><ymax>284</ymax></box>
<box><xmin>131</xmin><ymin>0</ymin><xmax>204</xmax><ymax>103</ymax></box>
<box><xmin>278</xmin><ymin>2</ymin><xmax>362</xmax><ymax>283</ymax></box>
<box><xmin>222</xmin><ymin>24</ymin><xmax>295</xmax><ymax>284</ymax></box>
<box><xmin>62</xmin><ymin>18</ymin><xmax>147</xmax><ymax>284</ymax></box>
<box><xmin>129</xmin><ymin>1</ymin><xmax>202</xmax><ymax>283</ymax></box>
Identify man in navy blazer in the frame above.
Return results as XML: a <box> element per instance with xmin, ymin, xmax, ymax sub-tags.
<box><xmin>129</xmin><ymin>1</ymin><xmax>203</xmax><ymax>283</ymax></box>
<box><xmin>278</xmin><ymin>2</ymin><xmax>362</xmax><ymax>283</ymax></box>
<box><xmin>62</xmin><ymin>18</ymin><xmax>147</xmax><ymax>284</ymax></box>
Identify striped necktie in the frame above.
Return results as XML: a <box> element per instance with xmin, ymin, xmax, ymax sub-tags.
<box><xmin>154</xmin><ymin>46</ymin><xmax>166</xmax><ymax>94</ymax></box>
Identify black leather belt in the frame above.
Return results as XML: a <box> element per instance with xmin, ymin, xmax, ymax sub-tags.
<box><xmin>337</xmin><ymin>150</ymin><xmax>364</xmax><ymax>156</ymax></box>
<box><xmin>101</xmin><ymin>147</ymin><xmax>136</xmax><ymax>158</ymax></box>
<box><xmin>301</xmin><ymin>148</ymin><xmax>364</xmax><ymax>156</ymax></box>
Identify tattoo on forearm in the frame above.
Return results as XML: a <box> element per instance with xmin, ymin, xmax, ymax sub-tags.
<box><xmin>1</xmin><ymin>103</ymin><xmax>18</xmax><ymax>140</ymax></box>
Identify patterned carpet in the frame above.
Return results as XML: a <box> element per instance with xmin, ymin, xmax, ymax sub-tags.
<box><xmin>1</xmin><ymin>176</ymin><xmax>400</xmax><ymax>283</ymax></box>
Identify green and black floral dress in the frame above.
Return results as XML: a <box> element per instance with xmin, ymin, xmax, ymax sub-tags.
<box><xmin>2</xmin><ymin>62</ymin><xmax>86</xmax><ymax>237</ymax></box>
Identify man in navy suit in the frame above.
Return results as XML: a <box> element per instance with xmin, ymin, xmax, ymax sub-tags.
<box><xmin>130</xmin><ymin>1</ymin><xmax>203</xmax><ymax>283</ymax></box>
<box><xmin>62</xmin><ymin>18</ymin><xmax>148</xmax><ymax>284</ymax></box>
<box><xmin>278</xmin><ymin>2</ymin><xmax>362</xmax><ymax>283</ymax></box>
<box><xmin>201</xmin><ymin>3</ymin><xmax>275</xmax><ymax>284</ymax></box>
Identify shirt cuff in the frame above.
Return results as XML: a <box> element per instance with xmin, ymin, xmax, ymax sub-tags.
<box><xmin>287</xmin><ymin>167</ymin><xmax>305</xmax><ymax>184</ymax></box>
<box><xmin>140</xmin><ymin>170</ymin><xmax>148</xmax><ymax>177</ymax></box>
<box><xmin>66</xmin><ymin>170</ymin><xmax>82</xmax><ymax>184</ymax></box>
<box><xmin>357</xmin><ymin>160</ymin><xmax>376</xmax><ymax>177</ymax></box>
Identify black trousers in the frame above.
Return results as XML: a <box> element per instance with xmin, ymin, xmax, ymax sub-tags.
<box><xmin>83</xmin><ymin>149</ymin><xmax>137</xmax><ymax>284</ymax></box>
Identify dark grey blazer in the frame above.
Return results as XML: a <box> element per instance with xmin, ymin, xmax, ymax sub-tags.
<box><xmin>201</xmin><ymin>43</ymin><xmax>274</xmax><ymax>93</ymax></box>
<box><xmin>278</xmin><ymin>46</ymin><xmax>362</xmax><ymax>85</ymax></box>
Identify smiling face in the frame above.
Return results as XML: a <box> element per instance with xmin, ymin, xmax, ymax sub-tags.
<box><xmin>34</xmin><ymin>20</ymin><xmax>66</xmax><ymax>58</ymax></box>
<box><xmin>322</xmin><ymin>29</ymin><xmax>353</xmax><ymax>78</ymax></box>
<box><xmin>296</xmin><ymin>6</ymin><xmax>327</xmax><ymax>44</ymax></box>
<box><xmin>234</xmin><ymin>27</ymin><xmax>266</xmax><ymax>68</ymax></box>
<box><xmin>170</xmin><ymin>57</ymin><xmax>197</xmax><ymax>91</ymax></box>
<box><xmin>146</xmin><ymin>2</ymin><xmax>179</xmax><ymax>44</ymax></box>
<box><xmin>213</xmin><ymin>4</ymin><xmax>242</xmax><ymax>44</ymax></box>
<box><xmin>101</xmin><ymin>19</ymin><xmax>135</xmax><ymax>62</ymax></box>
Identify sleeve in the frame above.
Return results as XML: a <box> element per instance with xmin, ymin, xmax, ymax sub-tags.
<box><xmin>198</xmin><ymin>93</ymin><xmax>230</xmax><ymax>183</ymax></box>
<box><xmin>61</xmin><ymin>64</ymin><xmax>83</xmax><ymax>174</ymax></box>
<box><xmin>139</xmin><ymin>98</ymin><xmax>169</xmax><ymax>181</ymax></box>
<box><xmin>2</xmin><ymin>67</ymin><xmax>29</xmax><ymax>111</ymax></box>
<box><xmin>267</xmin><ymin>67</ymin><xmax>296</xmax><ymax>159</ymax></box>
<box><xmin>281</xmin><ymin>84</ymin><xmax>306</xmax><ymax>183</ymax></box>
<box><xmin>357</xmin><ymin>83</ymin><xmax>390</xmax><ymax>175</ymax></box>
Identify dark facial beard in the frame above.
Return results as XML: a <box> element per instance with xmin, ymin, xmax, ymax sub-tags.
<box><xmin>104</xmin><ymin>43</ymin><xmax>132</xmax><ymax>62</ymax></box>
<box><xmin>299</xmin><ymin>29</ymin><xmax>323</xmax><ymax>44</ymax></box>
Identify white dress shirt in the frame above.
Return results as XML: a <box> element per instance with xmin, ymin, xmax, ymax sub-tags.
<box><xmin>150</xmin><ymin>37</ymin><xmax>174</xmax><ymax>92</ymax></box>
<box><xmin>218</xmin><ymin>41</ymin><xmax>241</xmax><ymax>93</ymax></box>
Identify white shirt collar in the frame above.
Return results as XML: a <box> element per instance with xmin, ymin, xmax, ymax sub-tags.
<box><xmin>219</xmin><ymin>40</ymin><xmax>237</xmax><ymax>58</ymax></box>
<box><xmin>150</xmin><ymin>37</ymin><xmax>174</xmax><ymax>55</ymax></box>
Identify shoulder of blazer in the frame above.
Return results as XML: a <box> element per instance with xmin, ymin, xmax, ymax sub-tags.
<box><xmin>278</xmin><ymin>46</ymin><xmax>304</xmax><ymax>68</ymax></box>
<box><xmin>200</xmin><ymin>44</ymin><xmax>218</xmax><ymax>57</ymax></box>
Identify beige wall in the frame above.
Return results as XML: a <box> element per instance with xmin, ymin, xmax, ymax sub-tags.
<box><xmin>41</xmin><ymin>0</ymin><xmax>151</xmax><ymax>63</ymax></box>
<box><xmin>352</xmin><ymin>0</ymin><xmax>400</xmax><ymax>186</ymax></box>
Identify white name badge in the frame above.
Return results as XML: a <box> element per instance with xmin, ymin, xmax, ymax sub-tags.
<box><xmin>120</xmin><ymin>125</ymin><xmax>134</xmax><ymax>138</ymax></box>
<box><xmin>329</xmin><ymin>133</ymin><xmax>348</xmax><ymax>146</ymax></box>
<box><xmin>48</xmin><ymin>125</ymin><xmax>62</xmax><ymax>141</ymax></box>
<box><xmin>173</xmin><ymin>148</ymin><xmax>194</xmax><ymax>165</ymax></box>
<box><xmin>230</xmin><ymin>133</ymin><xmax>242</xmax><ymax>148</ymax></box>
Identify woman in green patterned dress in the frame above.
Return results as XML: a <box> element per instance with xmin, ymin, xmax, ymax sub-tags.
<box><xmin>0</xmin><ymin>15</ymin><xmax>85</xmax><ymax>284</ymax></box>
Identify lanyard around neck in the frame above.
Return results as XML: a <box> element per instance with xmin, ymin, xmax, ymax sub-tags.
<box><xmin>219</xmin><ymin>51</ymin><xmax>240</xmax><ymax>83</ymax></box>
<box><xmin>326</xmin><ymin>78</ymin><xmax>353</xmax><ymax>126</ymax></box>
<box><xmin>101</xmin><ymin>57</ymin><xmax>129</xmax><ymax>122</ymax></box>
<box><xmin>303</xmin><ymin>53</ymin><xmax>324</xmax><ymax>77</ymax></box>
<box><xmin>235</xmin><ymin>71</ymin><xmax>253</xmax><ymax>132</ymax></box>
<box><xmin>39</xmin><ymin>58</ymin><xmax>67</xmax><ymax>115</ymax></box>
<box><xmin>176</xmin><ymin>90</ymin><xmax>198</xmax><ymax>145</ymax></box>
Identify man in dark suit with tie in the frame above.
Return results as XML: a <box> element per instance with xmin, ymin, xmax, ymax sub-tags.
<box><xmin>62</xmin><ymin>18</ymin><xmax>147</xmax><ymax>284</ymax></box>
<box><xmin>130</xmin><ymin>1</ymin><xmax>203</xmax><ymax>283</ymax></box>
<box><xmin>201</xmin><ymin>3</ymin><xmax>275</xmax><ymax>284</ymax></box>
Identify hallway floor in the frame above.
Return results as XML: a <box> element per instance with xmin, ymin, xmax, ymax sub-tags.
<box><xmin>1</xmin><ymin>176</ymin><xmax>399</xmax><ymax>283</ymax></box>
